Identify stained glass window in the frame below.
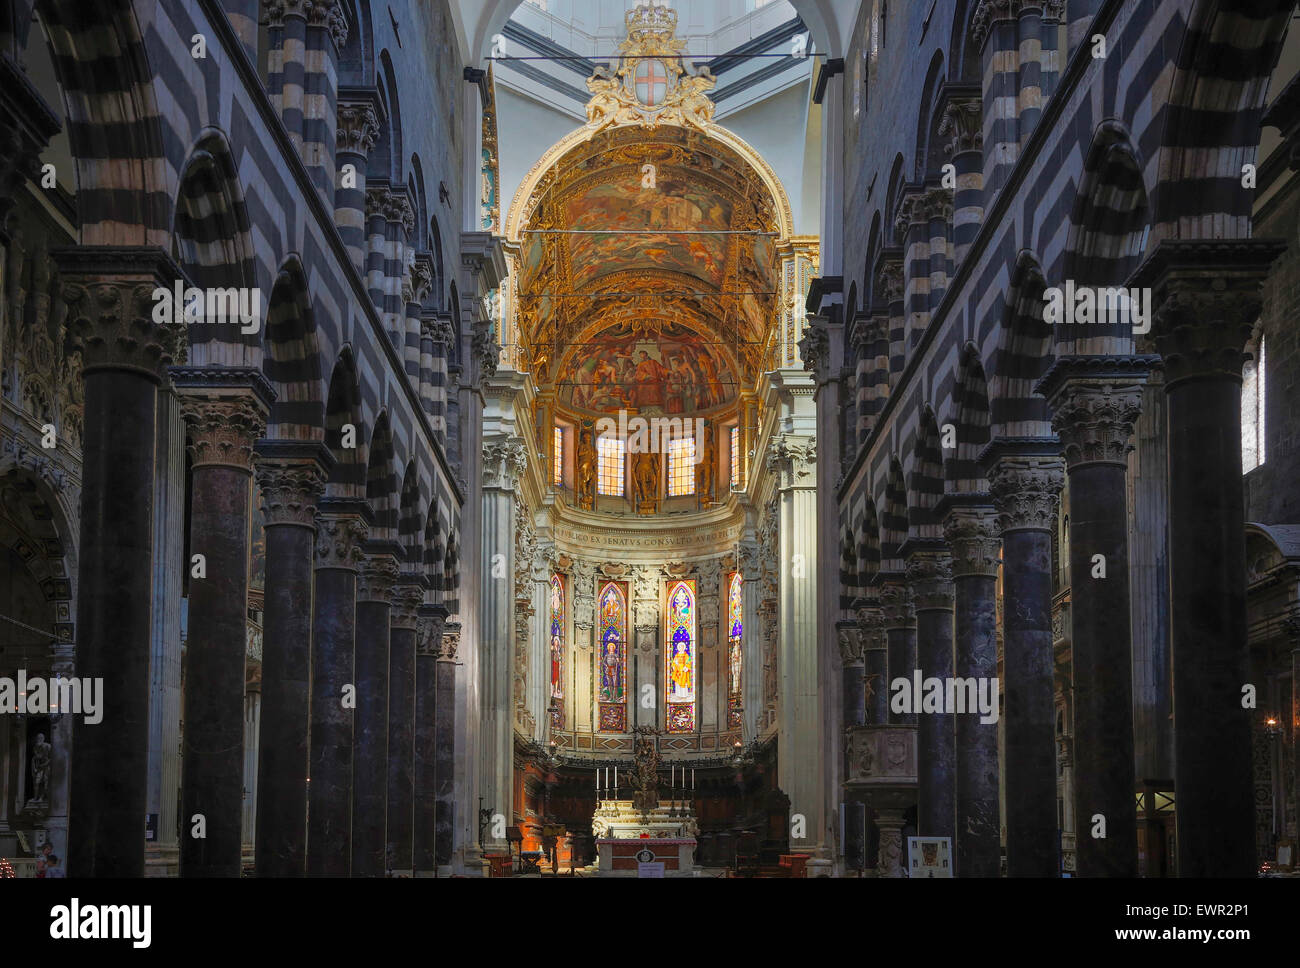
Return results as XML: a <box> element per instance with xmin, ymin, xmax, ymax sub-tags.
<box><xmin>727</xmin><ymin>571</ymin><xmax>743</xmax><ymax>729</ymax></box>
<box><xmin>667</xmin><ymin>436</ymin><xmax>695</xmax><ymax>497</ymax></box>
<box><xmin>553</xmin><ymin>426</ymin><xmax>563</xmax><ymax>487</ymax></box>
<box><xmin>597</xmin><ymin>436</ymin><xmax>625</xmax><ymax>496</ymax></box>
<box><xmin>550</xmin><ymin>574</ymin><xmax>564</xmax><ymax>730</ymax></box>
<box><xmin>730</xmin><ymin>425</ymin><xmax>740</xmax><ymax>489</ymax></box>
<box><xmin>665</xmin><ymin>579</ymin><xmax>696</xmax><ymax>733</ymax></box>
<box><xmin>598</xmin><ymin>580</ymin><xmax>627</xmax><ymax>732</ymax></box>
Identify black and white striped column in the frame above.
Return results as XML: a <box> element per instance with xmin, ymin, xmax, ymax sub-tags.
<box><xmin>335</xmin><ymin>100</ymin><xmax>379</xmax><ymax>274</ymax></box>
<box><xmin>972</xmin><ymin>1</ymin><xmax>1020</xmax><ymax>196</ymax></box>
<box><xmin>940</xmin><ymin>95</ymin><xmax>984</xmax><ymax>265</ymax></box>
<box><xmin>302</xmin><ymin>0</ymin><xmax>347</xmax><ymax>203</ymax></box>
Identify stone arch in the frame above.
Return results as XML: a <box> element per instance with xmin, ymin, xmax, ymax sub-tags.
<box><xmin>883</xmin><ymin>153</ymin><xmax>907</xmax><ymax>242</ymax></box>
<box><xmin>908</xmin><ymin>405</ymin><xmax>944</xmax><ymax>538</ymax></box>
<box><xmin>337</xmin><ymin>0</ymin><xmax>373</xmax><ymax>85</ymax></box>
<box><xmin>0</xmin><ymin>465</ymin><xmax>76</xmax><ymax>652</ymax></box>
<box><xmin>263</xmin><ymin>255</ymin><xmax>325</xmax><ymax>442</ymax></box>
<box><xmin>989</xmin><ymin>250</ymin><xmax>1053</xmax><ymax>439</ymax></box>
<box><xmin>879</xmin><ymin>457</ymin><xmax>908</xmax><ymax>571</ymax></box>
<box><xmin>172</xmin><ymin>129</ymin><xmax>259</xmax><ymax>366</ymax></box>
<box><xmin>443</xmin><ymin>523</ymin><xmax>460</xmax><ymax>616</ymax></box>
<box><xmin>375</xmin><ymin>49</ymin><xmax>404</xmax><ymax>184</ymax></box>
<box><xmin>945</xmin><ymin>342</ymin><xmax>992</xmax><ymax>494</ymax></box>
<box><xmin>32</xmin><ymin>0</ymin><xmax>171</xmax><ymax>245</ymax></box>
<box><xmin>365</xmin><ymin>410</ymin><xmax>398</xmax><ymax>542</ymax></box>
<box><xmin>423</xmin><ymin>501</ymin><xmax>444</xmax><ymax>598</ymax></box>
<box><xmin>396</xmin><ymin>460</ymin><xmax>424</xmax><ymax>575</ymax></box>
<box><xmin>1151</xmin><ymin>0</ymin><xmax>1295</xmax><ymax>242</ymax></box>
<box><xmin>1059</xmin><ymin>120</ymin><xmax>1152</xmax><ymax>356</ymax></box>
<box><xmin>323</xmin><ymin>348</ymin><xmax>366</xmax><ymax>499</ymax></box>
<box><xmin>857</xmin><ymin>496</ymin><xmax>881</xmax><ymax>584</ymax></box>
<box><xmin>947</xmin><ymin>0</ymin><xmax>983</xmax><ymax>85</ymax></box>
<box><xmin>839</xmin><ymin>521</ymin><xmax>858</xmax><ymax>617</ymax></box>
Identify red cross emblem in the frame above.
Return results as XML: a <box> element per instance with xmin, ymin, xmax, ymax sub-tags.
<box><xmin>635</xmin><ymin>59</ymin><xmax>669</xmax><ymax>107</ymax></box>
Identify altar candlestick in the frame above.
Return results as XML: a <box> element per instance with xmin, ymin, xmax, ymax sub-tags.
<box><xmin>692</xmin><ymin>768</ymin><xmax>695</xmax><ymax>790</ymax></box>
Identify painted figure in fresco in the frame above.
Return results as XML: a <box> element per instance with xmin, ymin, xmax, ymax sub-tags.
<box><xmin>633</xmin><ymin>350</ymin><xmax>668</xmax><ymax>408</ymax></box>
<box><xmin>550</xmin><ymin>633</ymin><xmax>563</xmax><ymax>699</ymax></box>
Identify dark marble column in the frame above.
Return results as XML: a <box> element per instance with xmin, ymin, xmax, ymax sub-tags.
<box><xmin>307</xmin><ymin>501</ymin><xmax>370</xmax><ymax>876</ymax></box>
<box><xmin>878</xmin><ymin>577</ymin><xmax>916</xmax><ymax>726</ymax></box>
<box><xmin>940</xmin><ymin>500</ymin><xmax>1002</xmax><ymax>877</ymax></box>
<box><xmin>55</xmin><ymin>247</ymin><xmax>183</xmax><ymax>877</ymax></box>
<box><xmin>435</xmin><ymin>620</ymin><xmax>461</xmax><ymax>871</ymax></box>
<box><xmin>413</xmin><ymin>605</ymin><xmax>448</xmax><ymax>875</ymax></box>
<box><xmin>837</xmin><ymin>620</ymin><xmax>867</xmax><ymax>871</ymax></box>
<box><xmin>175</xmin><ymin>370</ymin><xmax>272</xmax><ymax>877</ymax></box>
<box><xmin>904</xmin><ymin>543</ymin><xmax>956</xmax><ymax>842</ymax></box>
<box><xmin>1134</xmin><ymin>240</ymin><xmax>1286</xmax><ymax>877</ymax></box>
<box><xmin>986</xmin><ymin>446</ymin><xmax>1064</xmax><ymax>877</ymax></box>
<box><xmin>385</xmin><ymin>581</ymin><xmax>424</xmax><ymax>876</ymax></box>
<box><xmin>857</xmin><ymin>604</ymin><xmax>889</xmax><ymax>727</ymax></box>
<box><xmin>253</xmin><ymin>441</ymin><xmax>330</xmax><ymax>876</ymax></box>
<box><xmin>351</xmin><ymin>550</ymin><xmax>399</xmax><ymax>876</ymax></box>
<box><xmin>1040</xmin><ymin>357</ymin><xmax>1153</xmax><ymax>878</ymax></box>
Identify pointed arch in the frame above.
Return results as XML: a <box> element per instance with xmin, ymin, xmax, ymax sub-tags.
<box><xmin>264</xmin><ymin>255</ymin><xmax>325</xmax><ymax>442</ymax></box>
<box><xmin>324</xmin><ymin>348</ymin><xmax>366</xmax><ymax>498</ymax></box>
<box><xmin>857</xmin><ymin>496</ymin><xmax>882</xmax><ymax>584</ymax></box>
<box><xmin>597</xmin><ymin>579</ymin><xmax>628</xmax><ymax>732</ymax></box>
<box><xmin>989</xmin><ymin>250</ymin><xmax>1053</xmax><ymax>439</ymax></box>
<box><xmin>908</xmin><ymin>405</ymin><xmax>944</xmax><ymax>538</ymax></box>
<box><xmin>913</xmin><ymin>49</ymin><xmax>948</xmax><ymax>182</ymax></box>
<box><xmin>880</xmin><ymin>457</ymin><xmax>909</xmax><ymax>572</ymax></box>
<box><xmin>397</xmin><ymin>460</ymin><xmax>424</xmax><ymax>574</ymax></box>
<box><xmin>946</xmin><ymin>343</ymin><xmax>992</xmax><ymax>494</ymax></box>
<box><xmin>423</xmin><ymin>501</ymin><xmax>444</xmax><ymax>598</ymax></box>
<box><xmin>365</xmin><ymin>410</ymin><xmax>398</xmax><ymax>542</ymax></box>
<box><xmin>665</xmin><ymin>578</ymin><xmax>697</xmax><ymax>733</ymax></box>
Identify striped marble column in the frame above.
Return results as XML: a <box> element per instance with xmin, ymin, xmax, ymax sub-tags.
<box><xmin>1038</xmin><ymin>2</ymin><xmax>1063</xmax><ymax>104</ymax></box>
<box><xmin>939</xmin><ymin>94</ymin><xmax>984</xmax><ymax>265</ymax></box>
<box><xmin>301</xmin><ymin>0</ymin><xmax>347</xmax><ymax>203</ymax></box>
<box><xmin>865</xmin><ymin>311</ymin><xmax>891</xmax><ymax>443</ymax></box>
<box><xmin>425</xmin><ymin>314</ymin><xmax>454</xmax><ymax>441</ymax></box>
<box><xmin>894</xmin><ymin>190</ymin><xmax>930</xmax><ymax>352</ymax></box>
<box><xmin>222</xmin><ymin>0</ymin><xmax>259</xmax><ymax>61</ymax></box>
<box><xmin>876</xmin><ymin>252</ymin><xmax>905</xmax><ymax>384</ymax></box>
<box><xmin>364</xmin><ymin>186</ymin><xmax>389</xmax><ymax>310</ymax></box>
<box><xmin>382</xmin><ymin>191</ymin><xmax>415</xmax><ymax>351</ymax></box>
<box><xmin>405</xmin><ymin>253</ymin><xmax>432</xmax><ymax>387</ymax></box>
<box><xmin>1015</xmin><ymin>3</ymin><xmax>1044</xmax><ymax>143</ymax></box>
<box><xmin>972</xmin><ymin>0</ymin><xmax>1020</xmax><ymax>196</ymax></box>
<box><xmin>852</xmin><ymin>317</ymin><xmax>873</xmax><ymax>443</ymax></box>
<box><xmin>263</xmin><ymin>0</ymin><xmax>309</xmax><ymax>148</ymax></box>
<box><xmin>335</xmin><ymin>100</ymin><xmax>379</xmax><ymax>275</ymax></box>
<box><xmin>921</xmin><ymin>188</ymin><xmax>953</xmax><ymax>320</ymax></box>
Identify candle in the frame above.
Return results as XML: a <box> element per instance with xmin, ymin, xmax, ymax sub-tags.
<box><xmin>692</xmin><ymin>768</ymin><xmax>695</xmax><ymax>790</ymax></box>
<box><xmin>614</xmin><ymin>766</ymin><xmax>617</xmax><ymax>790</ymax></box>
<box><xmin>671</xmin><ymin>764</ymin><xmax>675</xmax><ymax>786</ymax></box>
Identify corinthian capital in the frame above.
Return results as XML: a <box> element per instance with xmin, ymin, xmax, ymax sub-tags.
<box><xmin>1038</xmin><ymin>357</ymin><xmax>1154</xmax><ymax>469</ymax></box>
<box><xmin>941</xmin><ymin>504</ymin><xmax>1001</xmax><ymax>578</ymax></box>
<box><xmin>440</xmin><ymin>621</ymin><xmax>462</xmax><ymax>661</ymax></box>
<box><xmin>939</xmin><ymin>97</ymin><xmax>983</xmax><ymax>156</ymax></box>
<box><xmin>314</xmin><ymin>513</ymin><xmax>369</xmax><ymax>570</ymax></box>
<box><xmin>482</xmin><ymin>437</ymin><xmax>527</xmax><ymax>489</ymax></box>
<box><xmin>174</xmin><ymin>369</ymin><xmax>274</xmax><ymax>471</ymax></box>
<box><xmin>798</xmin><ymin>317</ymin><xmax>831</xmax><ymax>381</ymax></box>
<box><xmin>878</xmin><ymin>578</ymin><xmax>915</xmax><ymax>630</ymax></box>
<box><xmin>337</xmin><ymin>101</ymin><xmax>380</xmax><ymax>156</ymax></box>
<box><xmin>390</xmin><ymin>582</ymin><xmax>425</xmax><ymax>629</ymax></box>
<box><xmin>877</xmin><ymin>260</ymin><xmax>904</xmax><ymax>304</ymax></box>
<box><xmin>765</xmin><ymin>434</ymin><xmax>816</xmax><ymax>489</ymax></box>
<box><xmin>904</xmin><ymin>549</ymin><xmax>954</xmax><ymax>611</ymax></box>
<box><xmin>837</xmin><ymin>621</ymin><xmax>866</xmax><ymax>666</ymax></box>
<box><xmin>357</xmin><ymin>553</ymin><xmax>400</xmax><ymax>602</ymax></box>
<box><xmin>473</xmin><ymin>326</ymin><xmax>501</xmax><ymax>378</ymax></box>
<box><xmin>306</xmin><ymin>0</ymin><xmax>349</xmax><ymax>48</ymax></box>
<box><xmin>988</xmin><ymin>455</ymin><xmax>1064</xmax><ymax>533</ymax></box>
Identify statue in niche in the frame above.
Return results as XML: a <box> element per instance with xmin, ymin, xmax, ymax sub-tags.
<box><xmin>634</xmin><ymin>451</ymin><xmax>659</xmax><ymax>514</ymax></box>
<box><xmin>29</xmin><ymin>732</ymin><xmax>51</xmax><ymax>802</ymax></box>
<box><xmin>576</xmin><ymin>429</ymin><xmax>597</xmax><ymax>511</ymax></box>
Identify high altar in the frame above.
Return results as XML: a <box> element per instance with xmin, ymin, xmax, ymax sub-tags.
<box><xmin>591</xmin><ymin>729</ymin><xmax>699</xmax><ymax>874</ymax></box>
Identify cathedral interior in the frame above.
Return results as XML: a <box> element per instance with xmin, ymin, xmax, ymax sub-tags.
<box><xmin>1</xmin><ymin>0</ymin><xmax>1299</xmax><ymax>884</ymax></box>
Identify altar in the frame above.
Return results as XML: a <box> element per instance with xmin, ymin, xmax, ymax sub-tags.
<box><xmin>592</xmin><ymin>801</ymin><xmax>698</xmax><ymax>874</ymax></box>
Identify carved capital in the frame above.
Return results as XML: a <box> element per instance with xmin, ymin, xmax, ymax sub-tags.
<box><xmin>357</xmin><ymin>553</ymin><xmax>400</xmax><ymax>602</ymax></box>
<box><xmin>439</xmin><ymin>621</ymin><xmax>462</xmax><ymax>660</ymax></box>
<box><xmin>255</xmin><ymin>443</ymin><xmax>330</xmax><ymax>527</ymax></box>
<box><xmin>939</xmin><ymin>97</ymin><xmax>983</xmax><ymax>156</ymax></box>
<box><xmin>942</xmin><ymin>505</ymin><xmax>1001</xmax><ymax>578</ymax></box>
<box><xmin>409</xmin><ymin>253</ymin><xmax>433</xmax><ymax>304</ymax></box>
<box><xmin>314</xmin><ymin>513</ymin><xmax>369</xmax><ymax>570</ymax></box>
<box><xmin>305</xmin><ymin>0</ymin><xmax>349</xmax><ymax>47</ymax></box>
<box><xmin>970</xmin><ymin>0</ymin><xmax>1021</xmax><ymax>50</ymax></box>
<box><xmin>337</xmin><ymin>101</ymin><xmax>380</xmax><ymax>156</ymax></box>
<box><xmin>798</xmin><ymin>317</ymin><xmax>831</xmax><ymax>380</ymax></box>
<box><xmin>53</xmin><ymin>247</ymin><xmax>186</xmax><ymax>381</ymax></box>
<box><xmin>904</xmin><ymin>551</ymin><xmax>954</xmax><ymax>611</ymax></box>
<box><xmin>422</xmin><ymin>314</ymin><xmax>455</xmax><ymax>346</ymax></box>
<box><xmin>482</xmin><ymin>437</ymin><xmax>527</xmax><ymax>489</ymax></box>
<box><xmin>1041</xmin><ymin>364</ymin><xmax>1148</xmax><ymax>468</ymax></box>
<box><xmin>877</xmin><ymin>260</ymin><xmax>904</xmax><ymax>304</ymax></box>
<box><xmin>988</xmin><ymin>456</ymin><xmax>1064</xmax><ymax>533</ymax></box>
<box><xmin>1131</xmin><ymin>239</ymin><xmax>1286</xmax><ymax>387</ymax></box>
<box><xmin>765</xmin><ymin>434</ymin><xmax>816</xmax><ymax>489</ymax></box>
<box><xmin>878</xmin><ymin>579</ymin><xmax>915</xmax><ymax>630</ymax></box>
<box><xmin>176</xmin><ymin>380</ymin><xmax>270</xmax><ymax>472</ymax></box>
<box><xmin>473</xmin><ymin>326</ymin><xmax>501</xmax><ymax>378</ymax></box>
<box><xmin>390</xmin><ymin>582</ymin><xmax>425</xmax><ymax>629</ymax></box>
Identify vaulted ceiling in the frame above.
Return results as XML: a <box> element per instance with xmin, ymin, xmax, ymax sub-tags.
<box><xmin>513</xmin><ymin>123</ymin><xmax>783</xmax><ymax>417</ymax></box>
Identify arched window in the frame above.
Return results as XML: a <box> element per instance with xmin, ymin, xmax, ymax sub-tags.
<box><xmin>598</xmin><ymin>581</ymin><xmax>628</xmax><ymax>732</ymax></box>
<box><xmin>667</xmin><ymin>436</ymin><xmax>695</xmax><ymax>496</ymax></box>
<box><xmin>550</xmin><ymin>575</ymin><xmax>565</xmax><ymax>730</ymax></box>
<box><xmin>727</xmin><ymin>572</ymin><xmax>743</xmax><ymax>729</ymax></box>
<box><xmin>666</xmin><ymin>579</ymin><xmax>697</xmax><ymax>732</ymax></box>
<box><xmin>597</xmin><ymin>436</ymin><xmax>626</xmax><ymax>496</ymax></box>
